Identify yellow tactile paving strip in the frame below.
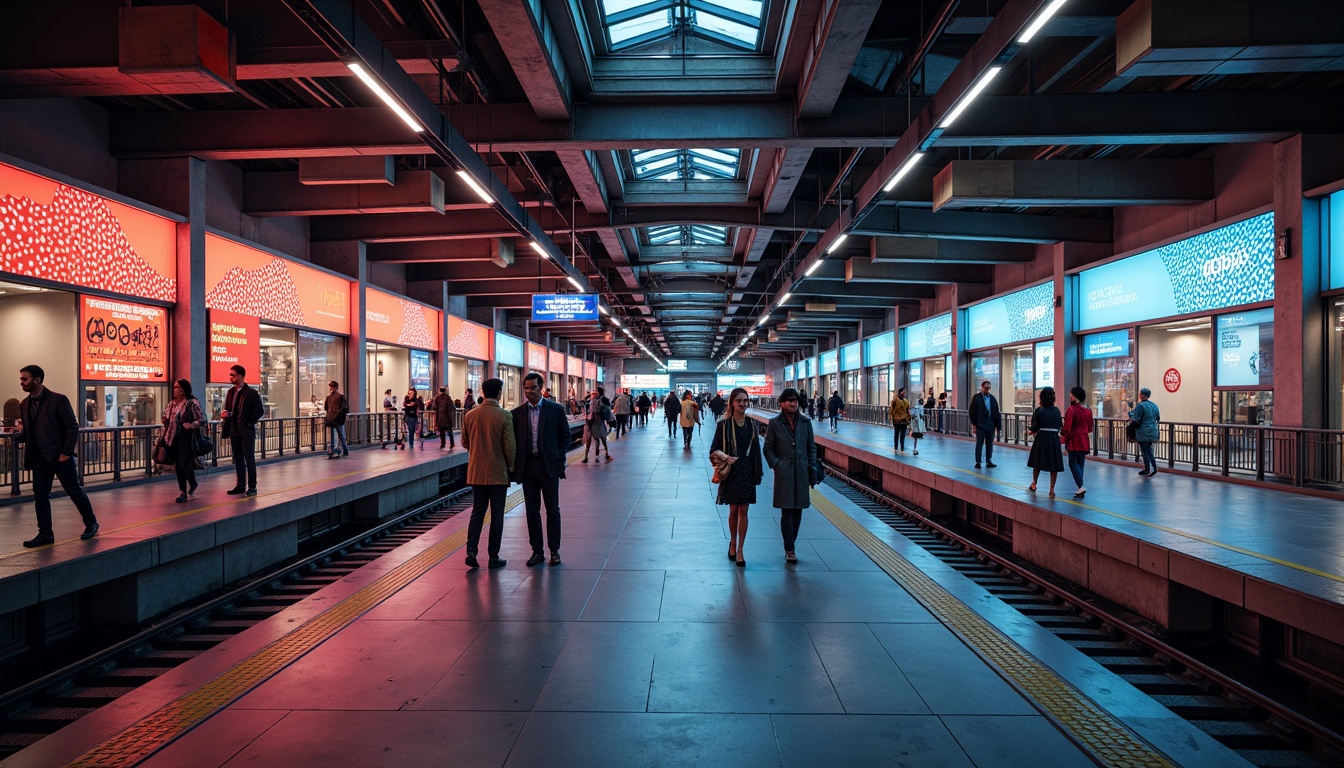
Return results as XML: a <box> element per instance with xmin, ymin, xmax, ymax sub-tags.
<box><xmin>811</xmin><ymin>489</ymin><xmax>1176</xmax><ymax>768</ymax></box>
<box><xmin>65</xmin><ymin>487</ymin><xmax>526</xmax><ymax>768</ymax></box>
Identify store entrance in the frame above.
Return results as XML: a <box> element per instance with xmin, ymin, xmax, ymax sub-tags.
<box><xmin>1218</xmin><ymin>391</ymin><xmax>1272</xmax><ymax>425</ymax></box>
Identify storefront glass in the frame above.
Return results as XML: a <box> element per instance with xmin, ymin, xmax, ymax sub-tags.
<box><xmin>86</xmin><ymin>384</ymin><xmax>165</xmax><ymax>427</ymax></box>
<box><xmin>366</xmin><ymin>343</ymin><xmax>409</xmax><ymax>412</ymax></box>
<box><xmin>298</xmin><ymin>331</ymin><xmax>345</xmax><ymax>417</ymax></box>
<box><xmin>1080</xmin><ymin>329</ymin><xmax>1135</xmax><ymax>419</ymax></box>
<box><xmin>1329</xmin><ymin>299</ymin><xmax>1344</xmax><ymax>429</ymax></box>
<box><xmin>970</xmin><ymin>350</ymin><xmax>1001</xmax><ymax>406</ymax></box>
<box><xmin>867</xmin><ymin>365</ymin><xmax>892</xmax><ymax>405</ymax></box>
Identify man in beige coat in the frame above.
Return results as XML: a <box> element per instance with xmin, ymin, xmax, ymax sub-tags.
<box><xmin>460</xmin><ymin>377</ymin><xmax>516</xmax><ymax>569</ymax></box>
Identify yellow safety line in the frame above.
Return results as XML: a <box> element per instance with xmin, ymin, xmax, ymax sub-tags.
<box><xmin>65</xmin><ymin>447</ymin><xmax>585</xmax><ymax>766</ymax></box>
<box><xmin>772</xmin><ymin>416</ymin><xmax>1344</xmax><ymax>585</ymax></box>
<box><xmin>810</xmin><ymin>489</ymin><xmax>1175</xmax><ymax>768</ymax></box>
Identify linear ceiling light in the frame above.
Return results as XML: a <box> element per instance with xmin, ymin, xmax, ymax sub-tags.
<box><xmin>530</xmin><ymin>241</ymin><xmax>550</xmax><ymax>259</ymax></box>
<box><xmin>939</xmin><ymin>66</ymin><xmax>1003</xmax><ymax>129</ymax></box>
<box><xmin>347</xmin><ymin>62</ymin><xmax>423</xmax><ymax>132</ymax></box>
<box><xmin>882</xmin><ymin>152</ymin><xmax>926</xmax><ymax>193</ymax></box>
<box><xmin>611</xmin><ymin>318</ymin><xmax>622</xmax><ymax>328</ymax></box>
<box><xmin>1017</xmin><ymin>0</ymin><xmax>1070</xmax><ymax>44</ymax></box>
<box><xmin>567</xmin><ymin>275</ymin><xmax>584</xmax><ymax>291</ymax></box>
<box><xmin>456</xmin><ymin>170</ymin><xmax>495</xmax><ymax>204</ymax></box>
<box><xmin>781</xmin><ymin>292</ymin><xmax>794</xmax><ymax>303</ymax></box>
<box><xmin>825</xmin><ymin>233</ymin><xmax>848</xmax><ymax>254</ymax></box>
<box><xmin>598</xmin><ymin>305</ymin><xmax>609</xmax><ymax>315</ymax></box>
<box><xmin>805</xmin><ymin>259</ymin><xmax>824</xmax><ymax>276</ymax></box>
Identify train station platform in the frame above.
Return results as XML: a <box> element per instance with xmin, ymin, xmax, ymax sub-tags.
<box><xmin>5</xmin><ymin>422</ymin><xmax>1250</xmax><ymax>767</ymax></box>
<box><xmin>746</xmin><ymin>410</ymin><xmax>1344</xmax><ymax>650</ymax></box>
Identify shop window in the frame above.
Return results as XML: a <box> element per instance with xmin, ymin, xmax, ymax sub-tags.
<box><xmin>85</xmin><ymin>384</ymin><xmax>166</xmax><ymax>427</ymax></box>
<box><xmin>258</xmin><ymin>325</ymin><xmax>297</xmax><ymax>419</ymax></box>
<box><xmin>1005</xmin><ymin>344</ymin><xmax>1034</xmax><ymax>414</ymax></box>
<box><xmin>971</xmin><ymin>351</ymin><xmax>1001</xmax><ymax>406</ymax></box>
<box><xmin>1081</xmin><ymin>329</ymin><xmax>1135</xmax><ymax>419</ymax></box>
<box><xmin>298</xmin><ymin>331</ymin><xmax>345</xmax><ymax>418</ymax></box>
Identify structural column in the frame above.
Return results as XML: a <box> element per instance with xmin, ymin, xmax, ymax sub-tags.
<box><xmin>1271</xmin><ymin>135</ymin><xmax>1325</xmax><ymax>429</ymax></box>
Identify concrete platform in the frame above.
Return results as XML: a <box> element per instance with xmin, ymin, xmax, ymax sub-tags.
<box><xmin>751</xmin><ymin>411</ymin><xmax>1344</xmax><ymax>647</ymax></box>
<box><xmin>6</xmin><ymin>421</ymin><xmax>1251</xmax><ymax>768</ymax></box>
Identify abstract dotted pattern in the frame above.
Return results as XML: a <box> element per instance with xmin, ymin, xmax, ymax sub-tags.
<box><xmin>205</xmin><ymin>258</ymin><xmax>306</xmax><ymax>325</ymax></box>
<box><xmin>0</xmin><ymin>187</ymin><xmax>175</xmax><ymax>301</ymax></box>
<box><xmin>1160</xmin><ymin>212</ymin><xmax>1274</xmax><ymax>315</ymax></box>
<box><xmin>448</xmin><ymin>324</ymin><xmax>489</xmax><ymax>359</ymax></box>
<box><xmin>1002</xmin><ymin>283</ymin><xmax>1054</xmax><ymax>341</ymax></box>
<box><xmin>398</xmin><ymin>301</ymin><xmax>434</xmax><ymax>349</ymax></box>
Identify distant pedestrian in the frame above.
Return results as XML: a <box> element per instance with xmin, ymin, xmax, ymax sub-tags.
<box><xmin>161</xmin><ymin>378</ymin><xmax>205</xmax><ymax>502</ymax></box>
<box><xmin>583</xmin><ymin>390</ymin><xmax>614</xmax><ymax>463</ymax></box>
<box><xmin>513</xmin><ymin>372</ymin><xmax>569</xmax><ymax>566</ymax></box>
<box><xmin>431</xmin><ymin>386</ymin><xmax>456</xmax><ymax>449</ymax></box>
<box><xmin>711</xmin><ymin>387</ymin><xmax>762</xmax><ymax>567</ymax></box>
<box><xmin>709</xmin><ymin>392</ymin><xmax>726</xmax><ymax>422</ymax></box>
<box><xmin>463</xmin><ymin>388</ymin><xmax>476</xmax><ymax>414</ymax></box>
<box><xmin>936</xmin><ymin>392</ymin><xmax>947</xmax><ymax>433</ymax></box>
<box><xmin>909</xmin><ymin>397</ymin><xmax>926</xmax><ymax>455</ymax></box>
<box><xmin>889</xmin><ymin>387</ymin><xmax>910</xmax><ymax>452</ymax></box>
<box><xmin>1129</xmin><ymin>387</ymin><xmax>1161</xmax><ymax>477</ymax></box>
<box><xmin>1026</xmin><ymin>386</ymin><xmax>1065</xmax><ymax>496</ymax></box>
<box><xmin>763</xmin><ymin>388</ymin><xmax>819</xmax><ymax>564</ymax></box>
<box><xmin>968</xmin><ymin>380</ymin><xmax>1001</xmax><ymax>468</ymax></box>
<box><xmin>612</xmin><ymin>390</ymin><xmax>632</xmax><ymax>438</ymax></box>
<box><xmin>636</xmin><ymin>391</ymin><xmax>651</xmax><ymax>427</ymax></box>
<box><xmin>679</xmin><ymin>390</ymin><xmax>701</xmax><ymax>449</ymax></box>
<box><xmin>1062</xmin><ymin>386</ymin><xmax>1093</xmax><ymax>497</ymax></box>
<box><xmin>16</xmin><ymin>365</ymin><xmax>100</xmax><ymax>547</ymax></box>
<box><xmin>221</xmin><ymin>365</ymin><xmax>264</xmax><ymax>496</ymax></box>
<box><xmin>663</xmin><ymin>391</ymin><xmax>680</xmax><ymax>438</ymax></box>
<box><xmin>324</xmin><ymin>380</ymin><xmax>349</xmax><ymax>458</ymax></box>
<box><xmin>460</xmin><ymin>378</ymin><xmax>515</xmax><ymax>569</ymax></box>
<box><xmin>403</xmin><ymin>388</ymin><xmax>425</xmax><ymax>449</ymax></box>
<box><xmin>827</xmin><ymin>391</ymin><xmax>844</xmax><ymax>432</ymax></box>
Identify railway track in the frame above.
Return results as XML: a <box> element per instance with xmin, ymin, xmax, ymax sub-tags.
<box><xmin>822</xmin><ymin>470</ymin><xmax>1344</xmax><ymax>768</ymax></box>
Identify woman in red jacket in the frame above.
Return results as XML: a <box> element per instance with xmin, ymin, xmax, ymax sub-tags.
<box><xmin>1062</xmin><ymin>386</ymin><xmax>1094</xmax><ymax>498</ymax></box>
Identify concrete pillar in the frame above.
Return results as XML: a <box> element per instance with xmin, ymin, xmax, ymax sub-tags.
<box><xmin>1272</xmin><ymin>134</ymin><xmax>1326</xmax><ymax>429</ymax></box>
<box><xmin>173</xmin><ymin>158</ymin><xmax>208</xmax><ymax>389</ymax></box>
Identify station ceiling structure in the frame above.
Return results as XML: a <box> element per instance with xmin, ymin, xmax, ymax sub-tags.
<box><xmin>7</xmin><ymin>0</ymin><xmax>1341</xmax><ymax>364</ymax></box>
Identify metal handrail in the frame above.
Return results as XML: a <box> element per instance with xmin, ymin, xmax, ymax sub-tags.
<box><xmin>753</xmin><ymin>398</ymin><xmax>1344</xmax><ymax>491</ymax></box>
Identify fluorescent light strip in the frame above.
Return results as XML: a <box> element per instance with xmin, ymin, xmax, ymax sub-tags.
<box><xmin>825</xmin><ymin>233</ymin><xmax>848</xmax><ymax>254</ymax></box>
<box><xmin>456</xmin><ymin>170</ymin><xmax>495</xmax><ymax>204</ymax></box>
<box><xmin>611</xmin><ymin>318</ymin><xmax>622</xmax><ymax>328</ymax></box>
<box><xmin>1017</xmin><ymin>0</ymin><xmax>1070</xmax><ymax>44</ymax></box>
<box><xmin>882</xmin><ymin>151</ymin><xmax>926</xmax><ymax>193</ymax></box>
<box><xmin>805</xmin><ymin>259</ymin><xmax>823</xmax><ymax>276</ymax></box>
<box><xmin>530</xmin><ymin>241</ymin><xmax>550</xmax><ymax>259</ymax></box>
<box><xmin>940</xmin><ymin>66</ymin><xmax>1003</xmax><ymax>129</ymax></box>
<box><xmin>567</xmin><ymin>276</ymin><xmax>584</xmax><ymax>291</ymax></box>
<box><xmin>347</xmin><ymin>63</ymin><xmax>423</xmax><ymax>132</ymax></box>
<box><xmin>598</xmin><ymin>305</ymin><xmax>609</xmax><ymax>315</ymax></box>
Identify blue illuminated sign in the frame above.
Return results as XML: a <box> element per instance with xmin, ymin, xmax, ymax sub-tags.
<box><xmin>801</xmin><ymin>357</ymin><xmax>814</xmax><ymax>378</ymax></box>
<box><xmin>783</xmin><ymin>364</ymin><xmax>794</xmax><ymax>381</ymax></box>
<box><xmin>532</xmin><ymin>294</ymin><xmax>599</xmax><ymax>322</ymax></box>
<box><xmin>494</xmin><ymin>331</ymin><xmax>525</xmax><ymax>368</ymax></box>
<box><xmin>863</xmin><ymin>331</ymin><xmax>895</xmax><ymax>367</ymax></box>
<box><xmin>1076</xmin><ymin>213</ymin><xmax>1274</xmax><ymax>331</ymax></box>
<box><xmin>597</xmin><ymin>366</ymin><xmax>605</xmax><ymax>383</ymax></box>
<box><xmin>908</xmin><ymin>361</ymin><xmax>923</xmax><ymax>391</ymax></box>
<box><xmin>820</xmin><ymin>349</ymin><xmax>838</xmax><ymax>375</ymax></box>
<box><xmin>1216</xmin><ymin>308</ymin><xmax>1274</xmax><ymax>387</ymax></box>
<box><xmin>410</xmin><ymin>349</ymin><xmax>432</xmax><ymax>391</ymax></box>
<box><xmin>1329</xmin><ymin>191</ymin><xmax>1344</xmax><ymax>290</ymax></box>
<box><xmin>1082</xmin><ymin>330</ymin><xmax>1131</xmax><ymax>360</ymax></box>
<box><xmin>840</xmin><ymin>342</ymin><xmax>862</xmax><ymax>372</ymax></box>
<box><xmin>901</xmin><ymin>314</ymin><xmax>952</xmax><ymax>361</ymax></box>
<box><xmin>965</xmin><ymin>283</ymin><xmax>1054</xmax><ymax>349</ymax></box>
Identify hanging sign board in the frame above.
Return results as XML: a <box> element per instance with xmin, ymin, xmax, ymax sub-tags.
<box><xmin>80</xmin><ymin>296</ymin><xmax>168</xmax><ymax>382</ymax></box>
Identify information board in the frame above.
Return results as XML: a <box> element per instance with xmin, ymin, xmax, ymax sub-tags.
<box><xmin>532</xmin><ymin>294</ymin><xmax>598</xmax><ymax>322</ymax></box>
<box><xmin>1216</xmin><ymin>308</ymin><xmax>1274</xmax><ymax>387</ymax></box>
<box><xmin>80</xmin><ymin>296</ymin><xmax>169</xmax><ymax>382</ymax></box>
<box><xmin>209</xmin><ymin>310</ymin><xmax>259</xmax><ymax>384</ymax></box>
<box><xmin>623</xmin><ymin>374</ymin><xmax>670</xmax><ymax>389</ymax></box>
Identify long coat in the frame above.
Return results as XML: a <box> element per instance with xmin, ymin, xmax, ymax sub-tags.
<box><xmin>762</xmin><ymin>413</ymin><xmax>819</xmax><ymax>510</ymax></box>
<box><xmin>460</xmin><ymin>398</ymin><xmax>516</xmax><ymax>485</ymax></box>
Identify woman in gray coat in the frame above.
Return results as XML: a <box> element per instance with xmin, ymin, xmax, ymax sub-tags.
<box><xmin>762</xmin><ymin>387</ymin><xmax>820</xmax><ymax>563</ymax></box>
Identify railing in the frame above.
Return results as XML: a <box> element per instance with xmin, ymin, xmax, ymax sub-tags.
<box><xmin>753</xmin><ymin>398</ymin><xmax>1344</xmax><ymax>491</ymax></box>
<box><xmin>0</xmin><ymin>411</ymin><xmax>444</xmax><ymax>497</ymax></box>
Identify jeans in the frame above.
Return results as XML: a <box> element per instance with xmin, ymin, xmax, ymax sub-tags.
<box><xmin>682</xmin><ymin>425</ymin><xmax>694</xmax><ymax>446</ymax></box>
<box><xmin>893</xmin><ymin>423</ymin><xmax>907</xmax><ymax>450</ymax></box>
<box><xmin>466</xmin><ymin>484</ymin><xmax>508</xmax><ymax>557</ymax></box>
<box><xmin>328</xmin><ymin>424</ymin><xmax>348</xmax><ymax>455</ymax></box>
<box><xmin>974</xmin><ymin>426</ymin><xmax>995</xmax><ymax>463</ymax></box>
<box><xmin>31</xmin><ymin>454</ymin><xmax>97</xmax><ymax>536</ymax></box>
<box><xmin>667</xmin><ymin>415</ymin><xmax>677</xmax><ymax>437</ymax></box>
<box><xmin>1067</xmin><ymin>450</ymin><xmax>1087</xmax><ymax>488</ymax></box>
<box><xmin>440</xmin><ymin>427</ymin><xmax>455</xmax><ymax>448</ymax></box>
<box><xmin>1138</xmin><ymin>441</ymin><xmax>1157</xmax><ymax>472</ymax></box>
<box><xmin>780</xmin><ymin>508</ymin><xmax>802</xmax><ymax>552</ymax></box>
<box><xmin>231</xmin><ymin>433</ymin><xmax>257</xmax><ymax>489</ymax></box>
<box><xmin>829</xmin><ymin>414</ymin><xmax>839</xmax><ymax>430</ymax></box>
<box><xmin>405</xmin><ymin>416</ymin><xmax>418</xmax><ymax>448</ymax></box>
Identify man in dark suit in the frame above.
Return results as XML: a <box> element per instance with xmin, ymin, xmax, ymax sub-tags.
<box><xmin>220</xmin><ymin>364</ymin><xmax>265</xmax><ymax>496</ymax></box>
<box><xmin>968</xmin><ymin>379</ymin><xmax>1002</xmax><ymax>469</ymax></box>
<box><xmin>17</xmin><ymin>365</ymin><xmax>99</xmax><ymax>547</ymax></box>
<box><xmin>513</xmin><ymin>372</ymin><xmax>571</xmax><ymax>566</ymax></box>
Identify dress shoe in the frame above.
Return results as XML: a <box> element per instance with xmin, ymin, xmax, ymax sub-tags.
<box><xmin>245</xmin><ymin>488</ymin><xmax>258</xmax><ymax>496</ymax></box>
<box><xmin>175</xmin><ymin>493</ymin><xmax>189</xmax><ymax>503</ymax></box>
<box><xmin>974</xmin><ymin>463</ymin><xmax>982</xmax><ymax>468</ymax></box>
<box><xmin>549</xmin><ymin>551</ymin><xmax>561</xmax><ymax>566</ymax></box>
<box><xmin>526</xmin><ymin>551</ymin><xmax>545</xmax><ymax>567</ymax></box>
<box><xmin>1137</xmin><ymin>469</ymin><xmax>1151</xmax><ymax>476</ymax></box>
<box><xmin>986</xmin><ymin>462</ymin><xmax>997</xmax><ymax>468</ymax></box>
<box><xmin>465</xmin><ymin>553</ymin><xmax>479</xmax><ymax>568</ymax></box>
<box><xmin>226</xmin><ymin>486</ymin><xmax>246</xmax><ymax>495</ymax></box>
<box><xmin>80</xmin><ymin>522</ymin><xmax>100</xmax><ymax>541</ymax></box>
<box><xmin>488</xmin><ymin>557</ymin><xmax>508</xmax><ymax>569</ymax></box>
<box><xmin>23</xmin><ymin>534</ymin><xmax>54</xmax><ymax>548</ymax></box>
<box><xmin>786</xmin><ymin>550</ymin><xmax>798</xmax><ymax>563</ymax></box>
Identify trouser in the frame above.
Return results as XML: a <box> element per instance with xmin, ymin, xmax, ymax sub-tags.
<box><xmin>974</xmin><ymin>427</ymin><xmax>995</xmax><ymax>463</ymax></box>
<box><xmin>405</xmin><ymin>416</ymin><xmax>419</xmax><ymax>448</ymax></box>
<box><xmin>1138</xmin><ymin>441</ymin><xmax>1157</xmax><ymax>472</ymax></box>
<box><xmin>231</xmin><ymin>433</ymin><xmax>257</xmax><ymax>489</ymax></box>
<box><xmin>829</xmin><ymin>414</ymin><xmax>839</xmax><ymax>430</ymax></box>
<box><xmin>615</xmin><ymin>414</ymin><xmax>629</xmax><ymax>437</ymax></box>
<box><xmin>31</xmin><ymin>454</ymin><xmax>97</xmax><ymax>536</ymax></box>
<box><xmin>439</xmin><ymin>426</ymin><xmax>455</xmax><ymax>448</ymax></box>
<box><xmin>681</xmin><ymin>425</ymin><xmax>694</xmax><ymax>446</ymax></box>
<box><xmin>522</xmin><ymin>459</ymin><xmax>562</xmax><ymax>553</ymax></box>
<box><xmin>893</xmin><ymin>423</ymin><xmax>907</xmax><ymax>450</ymax></box>
<box><xmin>328</xmin><ymin>424</ymin><xmax>348</xmax><ymax>455</ymax></box>
<box><xmin>172</xmin><ymin>434</ymin><xmax>197</xmax><ymax>492</ymax></box>
<box><xmin>780</xmin><ymin>508</ymin><xmax>802</xmax><ymax>552</ymax></box>
<box><xmin>466</xmin><ymin>484</ymin><xmax>508</xmax><ymax>556</ymax></box>
<box><xmin>1068</xmin><ymin>450</ymin><xmax>1087</xmax><ymax>487</ymax></box>
<box><xmin>666</xmin><ymin>414</ymin><xmax>677</xmax><ymax>437</ymax></box>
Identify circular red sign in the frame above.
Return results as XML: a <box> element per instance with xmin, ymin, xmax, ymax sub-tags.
<box><xmin>1163</xmin><ymin>368</ymin><xmax>1181</xmax><ymax>393</ymax></box>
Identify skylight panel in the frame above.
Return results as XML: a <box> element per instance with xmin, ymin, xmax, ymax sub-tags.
<box><xmin>632</xmin><ymin>148</ymin><xmax>740</xmax><ymax>181</ymax></box>
<box><xmin>600</xmin><ymin>0</ymin><xmax>764</xmax><ymax>52</ymax></box>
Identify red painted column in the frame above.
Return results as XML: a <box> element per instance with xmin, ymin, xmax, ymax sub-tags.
<box><xmin>1272</xmin><ymin>135</ymin><xmax>1326</xmax><ymax>429</ymax></box>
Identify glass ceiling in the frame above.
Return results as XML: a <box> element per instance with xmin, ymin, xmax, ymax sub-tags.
<box><xmin>600</xmin><ymin>0</ymin><xmax>765</xmax><ymax>52</ymax></box>
<box><xmin>646</xmin><ymin>224</ymin><xmax>729</xmax><ymax>245</ymax></box>
<box><xmin>631</xmin><ymin>148</ymin><xmax>741</xmax><ymax>180</ymax></box>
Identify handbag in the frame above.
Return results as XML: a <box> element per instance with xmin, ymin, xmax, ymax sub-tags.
<box><xmin>193</xmin><ymin>429</ymin><xmax>215</xmax><ymax>457</ymax></box>
<box><xmin>1125</xmin><ymin>420</ymin><xmax>1138</xmax><ymax>443</ymax></box>
<box><xmin>153</xmin><ymin>440</ymin><xmax>170</xmax><ymax>465</ymax></box>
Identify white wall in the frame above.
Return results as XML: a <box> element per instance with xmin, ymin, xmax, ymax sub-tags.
<box><xmin>366</xmin><ymin>346</ymin><xmax>410</xmax><ymax>411</ymax></box>
<box><xmin>1137</xmin><ymin>325</ymin><xmax>1213</xmax><ymax>424</ymax></box>
<box><xmin>0</xmin><ymin>291</ymin><xmax>78</xmax><ymax>406</ymax></box>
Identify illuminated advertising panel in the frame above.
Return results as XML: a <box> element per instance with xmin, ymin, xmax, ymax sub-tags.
<box><xmin>532</xmin><ymin>294</ymin><xmax>599</xmax><ymax>322</ymax></box>
<box><xmin>549</xmin><ymin>349</ymin><xmax>565</xmax><ymax>373</ymax></box>
<box><xmin>446</xmin><ymin>316</ymin><xmax>492</xmax><ymax>360</ymax></box>
<box><xmin>494</xmin><ymin>331</ymin><xmax>525</xmax><ymax>368</ymax></box>
<box><xmin>666</xmin><ymin>359</ymin><xmax>688</xmax><ymax>371</ymax></box>
<box><xmin>0</xmin><ymin>161</ymin><xmax>178</xmax><ymax>302</ymax></box>
<box><xmin>365</xmin><ymin>287</ymin><xmax>441</xmax><ymax>350</ymax></box>
<box><xmin>965</xmin><ymin>283</ymin><xmax>1054</xmax><ymax>349</ymax></box>
<box><xmin>598</xmin><ymin>366</ymin><xmax>605</xmax><ymax>382</ymax></box>
<box><xmin>783</xmin><ymin>364</ymin><xmax>794</xmax><ymax>381</ymax></box>
<box><xmin>819</xmin><ymin>349</ymin><xmax>838</xmax><ymax>375</ymax></box>
<box><xmin>584</xmin><ymin>361</ymin><xmax>598</xmax><ymax>381</ymax></box>
<box><xmin>1035</xmin><ymin>341</ymin><xmax>1055</xmax><ymax>389</ymax></box>
<box><xmin>840</xmin><ymin>342</ymin><xmax>862</xmax><ymax>372</ymax></box>
<box><xmin>716</xmin><ymin>373</ymin><xmax>774</xmax><ymax>396</ymax></box>
<box><xmin>205</xmin><ymin>234</ymin><xmax>351</xmax><ymax>335</ymax></box>
<box><xmin>901</xmin><ymin>314</ymin><xmax>952</xmax><ymax>360</ymax></box>
<box><xmin>1216</xmin><ymin>308</ymin><xmax>1274</xmax><ymax>387</ymax></box>
<box><xmin>864</xmin><ymin>331</ymin><xmax>895</xmax><ymax>366</ymax></box>
<box><xmin>1082</xmin><ymin>330</ymin><xmax>1131</xmax><ymax>359</ymax></box>
<box><xmin>209</xmin><ymin>310</ymin><xmax>260</xmax><ymax>384</ymax></box>
<box><xmin>410</xmin><ymin>349</ymin><xmax>432</xmax><ymax>390</ymax></box>
<box><xmin>1330</xmin><ymin>191</ymin><xmax>1344</xmax><ymax>290</ymax></box>
<box><xmin>623</xmin><ymin>374</ymin><xmax>670</xmax><ymax>389</ymax></box>
<box><xmin>567</xmin><ymin>356</ymin><xmax>583</xmax><ymax>377</ymax></box>
<box><xmin>527</xmin><ymin>342</ymin><xmax>548</xmax><ymax>371</ymax></box>
<box><xmin>1076</xmin><ymin>213</ymin><xmax>1274</xmax><ymax>331</ymax></box>
<box><xmin>79</xmin><ymin>296</ymin><xmax>168</xmax><ymax>382</ymax></box>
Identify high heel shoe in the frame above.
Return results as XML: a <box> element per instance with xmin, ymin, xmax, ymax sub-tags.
<box><xmin>728</xmin><ymin>545</ymin><xmax>737</xmax><ymax>561</ymax></box>
<box><xmin>736</xmin><ymin>550</ymin><xmax>745</xmax><ymax>567</ymax></box>
<box><xmin>1028</xmin><ymin>484</ymin><xmax>1037</xmax><ymax>492</ymax></box>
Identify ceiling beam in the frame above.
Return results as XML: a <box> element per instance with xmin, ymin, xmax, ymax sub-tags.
<box><xmin>242</xmin><ymin>170</ymin><xmax>449</xmax><ymax>216</ymax></box>
<box><xmin>852</xmin><ymin>206</ymin><xmax>1113</xmax><ymax>244</ymax></box>
<box><xmin>844</xmin><ymin>258</ymin><xmax>994</xmax><ymax>284</ymax></box>
<box><xmin>932</xmin><ymin>159</ymin><xmax>1214</xmax><ymax>209</ymax></box>
<box><xmin>870</xmin><ymin>237</ymin><xmax>1037</xmax><ymax>263</ymax></box>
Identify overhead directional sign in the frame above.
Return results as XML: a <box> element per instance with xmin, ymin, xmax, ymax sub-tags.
<box><xmin>532</xmin><ymin>294</ymin><xmax>598</xmax><ymax>322</ymax></box>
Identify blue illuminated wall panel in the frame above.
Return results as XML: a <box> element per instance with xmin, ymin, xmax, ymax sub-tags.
<box><xmin>901</xmin><ymin>314</ymin><xmax>952</xmax><ymax>360</ymax></box>
<box><xmin>965</xmin><ymin>283</ymin><xmax>1054</xmax><ymax>349</ymax></box>
<box><xmin>863</xmin><ymin>331</ymin><xmax>895</xmax><ymax>366</ymax></box>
